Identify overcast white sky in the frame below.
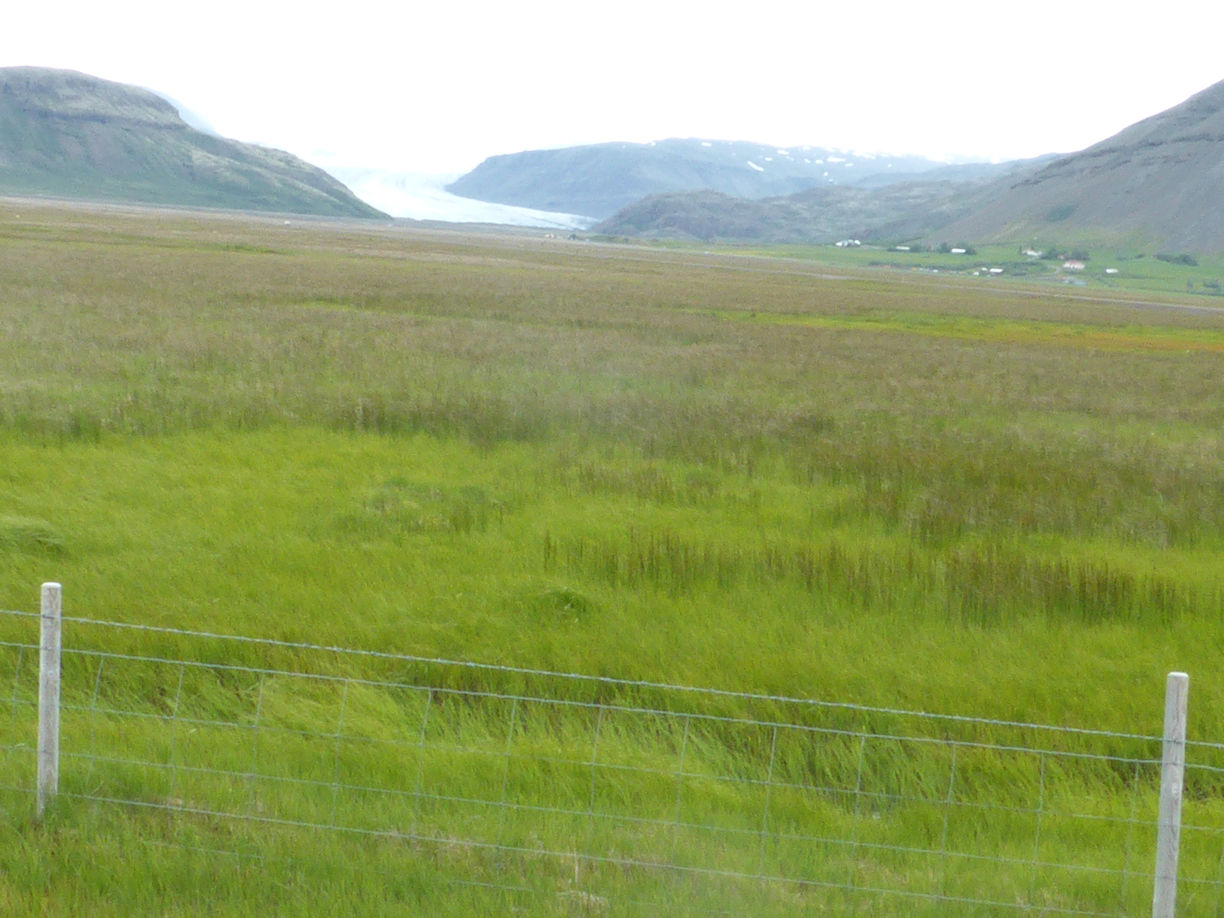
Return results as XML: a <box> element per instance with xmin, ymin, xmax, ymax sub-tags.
<box><xmin>6</xmin><ymin>1</ymin><xmax>1224</xmax><ymax>174</ymax></box>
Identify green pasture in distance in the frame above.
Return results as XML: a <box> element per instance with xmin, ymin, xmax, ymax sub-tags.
<box><xmin>1</xmin><ymin>201</ymin><xmax>1224</xmax><ymax>915</ymax></box>
<box><xmin>696</xmin><ymin>307</ymin><xmax>1224</xmax><ymax>352</ymax></box>
<box><xmin>728</xmin><ymin>240</ymin><xmax>1224</xmax><ymax>298</ymax></box>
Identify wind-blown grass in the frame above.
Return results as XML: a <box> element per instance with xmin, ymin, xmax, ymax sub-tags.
<box><xmin>1</xmin><ymin>201</ymin><xmax>1224</xmax><ymax>914</ymax></box>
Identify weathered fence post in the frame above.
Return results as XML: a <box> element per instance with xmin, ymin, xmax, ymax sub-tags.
<box><xmin>37</xmin><ymin>582</ymin><xmax>61</xmax><ymax>819</ymax></box>
<box><xmin>1153</xmin><ymin>671</ymin><xmax>1188</xmax><ymax>918</ymax></box>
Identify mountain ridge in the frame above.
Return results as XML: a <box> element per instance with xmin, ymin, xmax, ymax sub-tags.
<box><xmin>444</xmin><ymin>139</ymin><xmax>997</xmax><ymax>220</ymax></box>
<box><xmin>586</xmin><ymin>78</ymin><xmax>1224</xmax><ymax>252</ymax></box>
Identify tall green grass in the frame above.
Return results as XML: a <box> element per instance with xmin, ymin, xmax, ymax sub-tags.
<box><xmin>2</xmin><ymin>201</ymin><xmax>1224</xmax><ymax>913</ymax></box>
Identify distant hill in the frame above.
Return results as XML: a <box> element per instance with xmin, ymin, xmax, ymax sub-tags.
<box><xmin>596</xmin><ymin>180</ymin><xmax>976</xmax><ymax>244</ymax></box>
<box><xmin>0</xmin><ymin>67</ymin><xmax>385</xmax><ymax>219</ymax></box>
<box><xmin>445</xmin><ymin>139</ymin><xmax>977</xmax><ymax>220</ymax></box>
<box><xmin>929</xmin><ymin>79</ymin><xmax>1224</xmax><ymax>252</ymax></box>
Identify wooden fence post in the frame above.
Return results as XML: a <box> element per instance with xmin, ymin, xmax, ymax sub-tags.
<box><xmin>37</xmin><ymin>582</ymin><xmax>61</xmax><ymax>819</ymax></box>
<box><xmin>1152</xmin><ymin>671</ymin><xmax>1188</xmax><ymax>918</ymax></box>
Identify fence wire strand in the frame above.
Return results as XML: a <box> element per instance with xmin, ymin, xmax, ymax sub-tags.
<box><xmin>4</xmin><ymin>608</ymin><xmax>1224</xmax><ymax>915</ymax></box>
<box><xmin>32</xmin><ymin>612</ymin><xmax>1175</xmax><ymax>742</ymax></box>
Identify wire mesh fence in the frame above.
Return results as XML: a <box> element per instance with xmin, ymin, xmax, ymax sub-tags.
<box><xmin>4</xmin><ymin>604</ymin><xmax>1224</xmax><ymax>915</ymax></box>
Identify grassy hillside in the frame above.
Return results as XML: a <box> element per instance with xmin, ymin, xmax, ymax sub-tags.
<box><xmin>0</xmin><ymin>67</ymin><xmax>385</xmax><ymax>218</ymax></box>
<box><xmin>1</xmin><ymin>201</ymin><xmax>1223</xmax><ymax>913</ymax></box>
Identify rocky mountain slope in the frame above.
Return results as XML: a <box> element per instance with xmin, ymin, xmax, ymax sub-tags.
<box><xmin>0</xmin><ymin>67</ymin><xmax>384</xmax><ymax>218</ymax></box>
<box><xmin>931</xmin><ymin>79</ymin><xmax>1224</xmax><ymax>252</ymax></box>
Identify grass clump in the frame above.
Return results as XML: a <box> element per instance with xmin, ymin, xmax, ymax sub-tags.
<box><xmin>0</xmin><ymin>516</ymin><xmax>65</xmax><ymax>554</ymax></box>
<box><xmin>546</xmin><ymin>529</ymin><xmax>1200</xmax><ymax>626</ymax></box>
<box><xmin>334</xmin><ymin>478</ymin><xmax>508</xmax><ymax>538</ymax></box>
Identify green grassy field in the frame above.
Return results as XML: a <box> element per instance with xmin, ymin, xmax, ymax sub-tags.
<box><xmin>2</xmin><ymin>200</ymin><xmax>1223</xmax><ymax>914</ymax></box>
<box><xmin>725</xmin><ymin>241</ymin><xmax>1224</xmax><ymax>298</ymax></box>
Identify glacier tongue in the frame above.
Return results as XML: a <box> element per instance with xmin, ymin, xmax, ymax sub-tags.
<box><xmin>330</xmin><ymin>168</ymin><xmax>597</xmax><ymax>228</ymax></box>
